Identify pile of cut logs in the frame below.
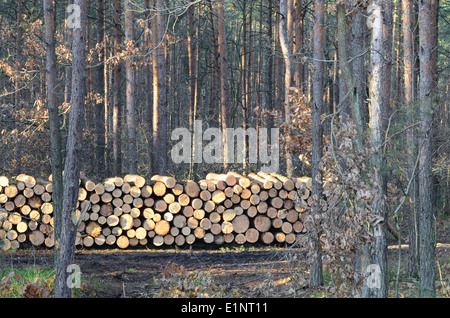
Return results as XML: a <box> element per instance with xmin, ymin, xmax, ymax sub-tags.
<box><xmin>0</xmin><ymin>172</ymin><xmax>312</xmax><ymax>250</ymax></box>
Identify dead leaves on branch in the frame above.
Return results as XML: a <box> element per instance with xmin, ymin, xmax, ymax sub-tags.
<box><xmin>306</xmin><ymin>119</ymin><xmax>385</xmax><ymax>297</ymax></box>
<box><xmin>256</xmin><ymin>88</ymin><xmax>312</xmax><ymax>165</ymax></box>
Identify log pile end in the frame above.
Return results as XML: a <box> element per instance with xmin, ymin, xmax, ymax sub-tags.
<box><xmin>0</xmin><ymin>172</ymin><xmax>312</xmax><ymax>250</ymax></box>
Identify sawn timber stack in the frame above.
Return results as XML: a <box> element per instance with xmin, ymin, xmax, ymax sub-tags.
<box><xmin>0</xmin><ymin>172</ymin><xmax>313</xmax><ymax>250</ymax></box>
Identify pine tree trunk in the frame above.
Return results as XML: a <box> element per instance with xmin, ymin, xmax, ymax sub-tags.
<box><xmin>309</xmin><ymin>0</ymin><xmax>324</xmax><ymax>288</ymax></box>
<box><xmin>112</xmin><ymin>0</ymin><xmax>122</xmax><ymax>176</ymax></box>
<box><xmin>152</xmin><ymin>0</ymin><xmax>168</xmax><ymax>175</ymax></box>
<box><xmin>402</xmin><ymin>0</ymin><xmax>419</xmax><ymax>278</ymax></box>
<box><xmin>55</xmin><ymin>0</ymin><xmax>87</xmax><ymax>298</ymax></box>
<box><xmin>382</xmin><ymin>1</ymin><xmax>393</xmax><ymax>133</ymax></box>
<box><xmin>293</xmin><ymin>0</ymin><xmax>305</xmax><ymax>93</ymax></box>
<box><xmin>336</xmin><ymin>4</ymin><xmax>364</xmax><ymax>148</ymax></box>
<box><xmin>241</xmin><ymin>0</ymin><xmax>248</xmax><ymax>172</ymax></box>
<box><xmin>64</xmin><ymin>0</ymin><xmax>73</xmax><ymax>105</ymax></box>
<box><xmin>368</xmin><ymin>0</ymin><xmax>388</xmax><ymax>298</ymax></box>
<box><xmin>144</xmin><ymin>0</ymin><xmax>153</xmax><ymax>174</ymax></box>
<box><xmin>265</xmin><ymin>0</ymin><xmax>274</xmax><ymax>132</ymax></box>
<box><xmin>279</xmin><ymin>0</ymin><xmax>293</xmax><ymax>177</ymax></box>
<box><xmin>217</xmin><ymin>0</ymin><xmax>230</xmax><ymax>168</ymax></box>
<box><xmin>95</xmin><ymin>0</ymin><xmax>105</xmax><ymax>178</ymax></box>
<box><xmin>418</xmin><ymin>0</ymin><xmax>436</xmax><ymax>298</ymax></box>
<box><xmin>187</xmin><ymin>4</ymin><xmax>198</xmax><ymax>177</ymax></box>
<box><xmin>350</xmin><ymin>11</ymin><xmax>368</xmax><ymax>130</ymax></box>
<box><xmin>43</xmin><ymin>0</ymin><xmax>64</xmax><ymax>281</ymax></box>
<box><xmin>125</xmin><ymin>0</ymin><xmax>137</xmax><ymax>174</ymax></box>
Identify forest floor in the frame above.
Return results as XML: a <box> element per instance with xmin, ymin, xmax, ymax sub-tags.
<box><xmin>1</xmin><ymin>218</ymin><xmax>449</xmax><ymax>298</ymax></box>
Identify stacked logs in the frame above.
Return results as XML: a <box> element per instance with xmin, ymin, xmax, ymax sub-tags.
<box><xmin>0</xmin><ymin>172</ymin><xmax>312</xmax><ymax>251</ymax></box>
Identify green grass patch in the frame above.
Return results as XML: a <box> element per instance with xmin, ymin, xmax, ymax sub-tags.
<box><xmin>0</xmin><ymin>266</ymin><xmax>55</xmax><ymax>298</ymax></box>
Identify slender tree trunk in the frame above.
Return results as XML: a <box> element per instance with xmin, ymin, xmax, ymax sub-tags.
<box><xmin>351</xmin><ymin>11</ymin><xmax>368</xmax><ymax>130</ymax></box>
<box><xmin>65</xmin><ymin>0</ymin><xmax>73</xmax><ymax>105</ymax></box>
<box><xmin>43</xmin><ymin>0</ymin><xmax>64</xmax><ymax>285</ymax></box>
<box><xmin>14</xmin><ymin>0</ymin><xmax>23</xmax><ymax>176</ymax></box>
<box><xmin>266</xmin><ymin>0</ymin><xmax>274</xmax><ymax>132</ymax></box>
<box><xmin>336</xmin><ymin>4</ymin><xmax>364</xmax><ymax>148</ymax></box>
<box><xmin>187</xmin><ymin>4</ymin><xmax>195</xmax><ymax>135</ymax></box>
<box><xmin>144</xmin><ymin>0</ymin><xmax>153</xmax><ymax>177</ymax></box>
<box><xmin>193</xmin><ymin>4</ymin><xmax>200</xmax><ymax>176</ymax></box>
<box><xmin>55</xmin><ymin>0</ymin><xmax>87</xmax><ymax>298</ymax></box>
<box><xmin>217</xmin><ymin>0</ymin><xmax>230</xmax><ymax>168</ymax></box>
<box><xmin>418</xmin><ymin>0</ymin><xmax>436</xmax><ymax>298</ymax></box>
<box><xmin>256</xmin><ymin>0</ymin><xmax>263</xmax><ymax>108</ymax></box>
<box><xmin>394</xmin><ymin>0</ymin><xmax>403</xmax><ymax>106</ymax></box>
<box><xmin>125</xmin><ymin>0</ymin><xmax>137</xmax><ymax>174</ymax></box>
<box><xmin>247</xmin><ymin>0</ymin><xmax>254</xmax><ymax>128</ymax></box>
<box><xmin>152</xmin><ymin>0</ymin><xmax>168</xmax><ymax>175</ymax></box>
<box><xmin>187</xmin><ymin>4</ymin><xmax>197</xmax><ymax>177</ymax></box>
<box><xmin>86</xmin><ymin>1</ymin><xmax>93</xmax><ymax>134</ymax></box>
<box><xmin>367</xmin><ymin>0</ymin><xmax>388</xmax><ymax>298</ymax></box>
<box><xmin>430</xmin><ymin>0</ymin><xmax>439</xmax><ymax>220</ymax></box>
<box><xmin>95</xmin><ymin>0</ymin><xmax>105</xmax><ymax>178</ymax></box>
<box><xmin>279</xmin><ymin>0</ymin><xmax>293</xmax><ymax>177</ymax></box>
<box><xmin>402</xmin><ymin>0</ymin><xmax>419</xmax><ymax>278</ymax></box>
<box><xmin>294</xmin><ymin>0</ymin><xmax>305</xmax><ymax>93</ymax></box>
<box><xmin>309</xmin><ymin>0</ymin><xmax>325</xmax><ymax>288</ymax></box>
<box><xmin>275</xmin><ymin>12</ymin><xmax>284</xmax><ymax>115</ymax></box>
<box><xmin>208</xmin><ymin>1</ymin><xmax>219</xmax><ymax>127</ymax></box>
<box><xmin>241</xmin><ymin>1</ymin><xmax>248</xmax><ymax>171</ymax></box>
<box><xmin>112</xmin><ymin>0</ymin><xmax>122</xmax><ymax>176</ymax></box>
<box><xmin>382</xmin><ymin>0</ymin><xmax>393</xmax><ymax>134</ymax></box>
<box><xmin>15</xmin><ymin>0</ymin><xmax>23</xmax><ymax>109</ymax></box>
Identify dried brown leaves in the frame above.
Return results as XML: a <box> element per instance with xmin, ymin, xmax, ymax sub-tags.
<box><xmin>0</xmin><ymin>271</ymin><xmax>54</xmax><ymax>298</ymax></box>
<box><xmin>256</xmin><ymin>88</ymin><xmax>312</xmax><ymax>165</ymax></box>
<box><xmin>306</xmin><ymin>119</ymin><xmax>384</xmax><ymax>297</ymax></box>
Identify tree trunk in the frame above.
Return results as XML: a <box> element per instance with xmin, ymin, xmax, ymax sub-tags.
<box><xmin>367</xmin><ymin>0</ymin><xmax>388</xmax><ymax>298</ymax></box>
<box><xmin>402</xmin><ymin>0</ymin><xmax>419</xmax><ymax>278</ymax></box>
<box><xmin>293</xmin><ymin>0</ymin><xmax>305</xmax><ymax>93</ymax></box>
<box><xmin>125</xmin><ymin>0</ymin><xmax>137</xmax><ymax>174</ymax></box>
<box><xmin>43</xmin><ymin>0</ymin><xmax>64</xmax><ymax>285</ymax></box>
<box><xmin>265</xmin><ymin>0</ymin><xmax>274</xmax><ymax>132</ymax></box>
<box><xmin>64</xmin><ymin>0</ymin><xmax>73</xmax><ymax>105</ymax></box>
<box><xmin>279</xmin><ymin>0</ymin><xmax>293</xmax><ymax>177</ymax></box>
<box><xmin>309</xmin><ymin>0</ymin><xmax>325</xmax><ymax>288</ymax></box>
<box><xmin>336</xmin><ymin>4</ymin><xmax>364</xmax><ymax>148</ymax></box>
<box><xmin>95</xmin><ymin>0</ymin><xmax>105</xmax><ymax>178</ymax></box>
<box><xmin>14</xmin><ymin>0</ymin><xmax>24</xmax><ymax>176</ymax></box>
<box><xmin>112</xmin><ymin>0</ymin><xmax>122</xmax><ymax>176</ymax></box>
<box><xmin>187</xmin><ymin>4</ymin><xmax>199</xmax><ymax>178</ymax></box>
<box><xmin>152</xmin><ymin>0</ymin><xmax>168</xmax><ymax>175</ymax></box>
<box><xmin>418</xmin><ymin>0</ymin><xmax>436</xmax><ymax>298</ymax></box>
<box><xmin>382</xmin><ymin>1</ymin><xmax>393</xmax><ymax>133</ymax></box>
<box><xmin>144</xmin><ymin>0</ymin><xmax>153</xmax><ymax>176</ymax></box>
<box><xmin>350</xmin><ymin>11</ymin><xmax>368</xmax><ymax>130</ymax></box>
<box><xmin>217</xmin><ymin>0</ymin><xmax>230</xmax><ymax>168</ymax></box>
<box><xmin>55</xmin><ymin>0</ymin><xmax>87</xmax><ymax>298</ymax></box>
